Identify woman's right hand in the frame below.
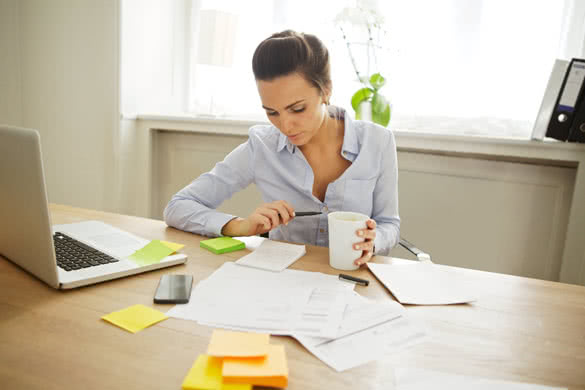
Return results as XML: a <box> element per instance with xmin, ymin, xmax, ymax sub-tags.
<box><xmin>221</xmin><ymin>200</ymin><xmax>295</xmax><ymax>236</ymax></box>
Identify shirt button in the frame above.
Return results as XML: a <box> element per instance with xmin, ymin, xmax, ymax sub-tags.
<box><xmin>319</xmin><ymin>229</ymin><xmax>325</xmax><ymax>233</ymax></box>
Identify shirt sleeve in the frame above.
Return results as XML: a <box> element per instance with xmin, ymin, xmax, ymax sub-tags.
<box><xmin>163</xmin><ymin>137</ymin><xmax>255</xmax><ymax>237</ymax></box>
<box><xmin>372</xmin><ymin>130</ymin><xmax>401</xmax><ymax>255</ymax></box>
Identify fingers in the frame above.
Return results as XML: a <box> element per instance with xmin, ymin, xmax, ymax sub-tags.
<box><xmin>354</xmin><ymin>219</ymin><xmax>376</xmax><ymax>266</ymax></box>
<box><xmin>353</xmin><ymin>240</ymin><xmax>374</xmax><ymax>252</ymax></box>
<box><xmin>247</xmin><ymin>214</ymin><xmax>272</xmax><ymax>235</ymax></box>
<box><xmin>356</xmin><ymin>219</ymin><xmax>376</xmax><ymax>240</ymax></box>
<box><xmin>273</xmin><ymin>200</ymin><xmax>295</xmax><ymax>224</ymax></box>
<box><xmin>354</xmin><ymin>251</ymin><xmax>373</xmax><ymax>266</ymax></box>
<box><xmin>249</xmin><ymin>200</ymin><xmax>295</xmax><ymax>234</ymax></box>
<box><xmin>261</xmin><ymin>200</ymin><xmax>294</xmax><ymax>225</ymax></box>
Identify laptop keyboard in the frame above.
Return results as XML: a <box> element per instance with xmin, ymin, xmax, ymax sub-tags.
<box><xmin>53</xmin><ymin>232</ymin><xmax>119</xmax><ymax>272</ymax></box>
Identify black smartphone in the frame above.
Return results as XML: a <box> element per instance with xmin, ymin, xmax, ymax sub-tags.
<box><xmin>153</xmin><ymin>274</ymin><xmax>193</xmax><ymax>304</ymax></box>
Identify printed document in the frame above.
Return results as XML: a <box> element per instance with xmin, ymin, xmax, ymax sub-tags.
<box><xmin>167</xmin><ymin>262</ymin><xmax>352</xmax><ymax>338</ymax></box>
<box><xmin>295</xmin><ymin>315</ymin><xmax>426</xmax><ymax>372</ymax></box>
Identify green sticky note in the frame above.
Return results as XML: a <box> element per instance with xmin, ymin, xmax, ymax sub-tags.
<box><xmin>128</xmin><ymin>240</ymin><xmax>175</xmax><ymax>266</ymax></box>
<box><xmin>200</xmin><ymin>237</ymin><xmax>245</xmax><ymax>255</ymax></box>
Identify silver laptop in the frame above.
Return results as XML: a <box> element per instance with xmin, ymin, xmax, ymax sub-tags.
<box><xmin>0</xmin><ymin>125</ymin><xmax>187</xmax><ymax>289</ymax></box>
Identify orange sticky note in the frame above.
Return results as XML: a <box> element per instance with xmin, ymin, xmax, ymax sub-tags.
<box><xmin>207</xmin><ymin>330</ymin><xmax>270</xmax><ymax>358</ymax></box>
<box><xmin>222</xmin><ymin>344</ymin><xmax>288</xmax><ymax>388</ymax></box>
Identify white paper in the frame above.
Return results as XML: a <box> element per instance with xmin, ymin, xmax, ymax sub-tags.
<box><xmin>233</xmin><ymin>235</ymin><xmax>266</xmax><ymax>251</ymax></box>
<box><xmin>395</xmin><ymin>368</ymin><xmax>567</xmax><ymax>390</ymax></box>
<box><xmin>235</xmin><ymin>239</ymin><xmax>306</xmax><ymax>272</ymax></box>
<box><xmin>368</xmin><ymin>262</ymin><xmax>478</xmax><ymax>305</ymax></box>
<box><xmin>167</xmin><ymin>262</ymin><xmax>353</xmax><ymax>338</ymax></box>
<box><xmin>299</xmin><ymin>292</ymin><xmax>405</xmax><ymax>345</ymax></box>
<box><xmin>295</xmin><ymin>316</ymin><xmax>427</xmax><ymax>372</ymax></box>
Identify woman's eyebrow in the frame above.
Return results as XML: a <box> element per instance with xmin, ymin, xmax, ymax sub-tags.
<box><xmin>262</xmin><ymin>99</ymin><xmax>305</xmax><ymax>111</ymax></box>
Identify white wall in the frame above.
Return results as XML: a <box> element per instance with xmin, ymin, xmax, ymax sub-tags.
<box><xmin>152</xmin><ymin>128</ymin><xmax>577</xmax><ymax>282</ymax></box>
<box><xmin>12</xmin><ymin>0</ymin><xmax>120</xmax><ymax>212</ymax></box>
<box><xmin>0</xmin><ymin>0</ymin><xmax>23</xmax><ymax>127</ymax></box>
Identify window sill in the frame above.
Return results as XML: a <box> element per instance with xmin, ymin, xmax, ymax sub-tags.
<box><xmin>130</xmin><ymin>113</ymin><xmax>585</xmax><ymax>166</ymax></box>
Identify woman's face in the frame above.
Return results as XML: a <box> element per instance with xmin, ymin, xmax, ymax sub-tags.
<box><xmin>256</xmin><ymin>72</ymin><xmax>328</xmax><ymax>146</ymax></box>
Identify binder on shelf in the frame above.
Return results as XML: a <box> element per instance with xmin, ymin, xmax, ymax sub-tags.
<box><xmin>531</xmin><ymin>59</ymin><xmax>568</xmax><ymax>140</ymax></box>
<box><xmin>568</xmin><ymin>90</ymin><xmax>585</xmax><ymax>143</ymax></box>
<box><xmin>545</xmin><ymin>58</ymin><xmax>585</xmax><ymax>141</ymax></box>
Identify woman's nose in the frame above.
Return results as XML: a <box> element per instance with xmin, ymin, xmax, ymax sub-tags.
<box><xmin>281</xmin><ymin>114</ymin><xmax>295</xmax><ymax>133</ymax></box>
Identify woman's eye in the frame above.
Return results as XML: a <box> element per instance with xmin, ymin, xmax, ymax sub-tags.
<box><xmin>266</xmin><ymin>111</ymin><xmax>278</xmax><ymax>116</ymax></box>
<box><xmin>292</xmin><ymin>107</ymin><xmax>305</xmax><ymax>113</ymax></box>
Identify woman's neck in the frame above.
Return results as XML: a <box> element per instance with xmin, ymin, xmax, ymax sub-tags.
<box><xmin>303</xmin><ymin>107</ymin><xmax>344</xmax><ymax>150</ymax></box>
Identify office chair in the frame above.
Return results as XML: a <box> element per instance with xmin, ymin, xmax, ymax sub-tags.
<box><xmin>398</xmin><ymin>238</ymin><xmax>432</xmax><ymax>263</ymax></box>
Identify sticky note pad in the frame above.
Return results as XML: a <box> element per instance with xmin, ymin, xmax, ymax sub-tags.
<box><xmin>128</xmin><ymin>240</ymin><xmax>175</xmax><ymax>266</ymax></box>
<box><xmin>222</xmin><ymin>344</ymin><xmax>288</xmax><ymax>388</ymax></box>
<box><xmin>207</xmin><ymin>330</ymin><xmax>270</xmax><ymax>358</ymax></box>
<box><xmin>160</xmin><ymin>240</ymin><xmax>185</xmax><ymax>254</ymax></box>
<box><xmin>181</xmin><ymin>355</ymin><xmax>251</xmax><ymax>390</ymax></box>
<box><xmin>101</xmin><ymin>304</ymin><xmax>168</xmax><ymax>333</ymax></box>
<box><xmin>200</xmin><ymin>237</ymin><xmax>245</xmax><ymax>255</ymax></box>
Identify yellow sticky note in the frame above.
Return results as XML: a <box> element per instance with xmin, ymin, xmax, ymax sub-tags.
<box><xmin>207</xmin><ymin>330</ymin><xmax>270</xmax><ymax>358</ymax></box>
<box><xmin>222</xmin><ymin>344</ymin><xmax>288</xmax><ymax>388</ymax></box>
<box><xmin>160</xmin><ymin>240</ymin><xmax>185</xmax><ymax>254</ymax></box>
<box><xmin>101</xmin><ymin>304</ymin><xmax>168</xmax><ymax>333</ymax></box>
<box><xmin>181</xmin><ymin>355</ymin><xmax>251</xmax><ymax>390</ymax></box>
<box><xmin>128</xmin><ymin>240</ymin><xmax>175</xmax><ymax>266</ymax></box>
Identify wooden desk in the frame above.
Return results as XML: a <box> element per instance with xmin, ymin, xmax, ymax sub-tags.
<box><xmin>1</xmin><ymin>204</ymin><xmax>584</xmax><ymax>390</ymax></box>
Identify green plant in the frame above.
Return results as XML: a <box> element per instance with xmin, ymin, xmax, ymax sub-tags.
<box><xmin>351</xmin><ymin>73</ymin><xmax>390</xmax><ymax>126</ymax></box>
<box><xmin>336</xmin><ymin>1</ymin><xmax>391</xmax><ymax>127</ymax></box>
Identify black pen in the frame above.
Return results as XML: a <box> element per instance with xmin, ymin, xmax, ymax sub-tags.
<box><xmin>338</xmin><ymin>274</ymin><xmax>370</xmax><ymax>286</ymax></box>
<box><xmin>294</xmin><ymin>211</ymin><xmax>323</xmax><ymax>217</ymax></box>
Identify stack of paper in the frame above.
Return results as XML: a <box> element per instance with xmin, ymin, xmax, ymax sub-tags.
<box><xmin>168</xmin><ymin>263</ymin><xmax>427</xmax><ymax>371</ymax></box>
<box><xmin>235</xmin><ymin>239</ymin><xmax>306</xmax><ymax>272</ymax></box>
<box><xmin>293</xmin><ymin>293</ymin><xmax>426</xmax><ymax>372</ymax></box>
<box><xmin>181</xmin><ymin>330</ymin><xmax>288</xmax><ymax>390</ymax></box>
<box><xmin>168</xmin><ymin>262</ymin><xmax>351</xmax><ymax>338</ymax></box>
<box><xmin>368</xmin><ymin>262</ymin><xmax>478</xmax><ymax>305</ymax></box>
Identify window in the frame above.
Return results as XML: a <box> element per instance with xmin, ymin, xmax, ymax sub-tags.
<box><xmin>122</xmin><ymin>0</ymin><xmax>585</xmax><ymax>138</ymax></box>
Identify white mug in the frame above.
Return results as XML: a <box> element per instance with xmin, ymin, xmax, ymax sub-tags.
<box><xmin>328</xmin><ymin>211</ymin><xmax>369</xmax><ymax>271</ymax></box>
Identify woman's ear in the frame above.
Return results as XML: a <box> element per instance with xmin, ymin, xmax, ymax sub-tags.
<box><xmin>323</xmin><ymin>84</ymin><xmax>332</xmax><ymax>105</ymax></box>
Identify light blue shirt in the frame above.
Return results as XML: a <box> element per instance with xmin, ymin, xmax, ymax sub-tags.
<box><xmin>164</xmin><ymin>109</ymin><xmax>400</xmax><ymax>255</ymax></box>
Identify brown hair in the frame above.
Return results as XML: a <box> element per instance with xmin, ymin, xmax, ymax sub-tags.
<box><xmin>252</xmin><ymin>30</ymin><xmax>331</xmax><ymax>99</ymax></box>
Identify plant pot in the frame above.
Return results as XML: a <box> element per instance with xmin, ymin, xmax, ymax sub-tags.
<box><xmin>357</xmin><ymin>100</ymin><xmax>373</xmax><ymax>122</ymax></box>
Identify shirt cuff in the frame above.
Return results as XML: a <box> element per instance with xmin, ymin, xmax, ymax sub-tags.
<box><xmin>205</xmin><ymin>212</ymin><xmax>238</xmax><ymax>237</ymax></box>
<box><xmin>373</xmin><ymin>233</ymin><xmax>384</xmax><ymax>256</ymax></box>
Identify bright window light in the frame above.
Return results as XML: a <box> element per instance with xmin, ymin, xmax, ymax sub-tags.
<box><xmin>122</xmin><ymin>0</ymin><xmax>584</xmax><ymax>138</ymax></box>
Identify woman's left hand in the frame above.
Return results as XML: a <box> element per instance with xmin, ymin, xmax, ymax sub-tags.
<box><xmin>354</xmin><ymin>219</ymin><xmax>376</xmax><ymax>266</ymax></box>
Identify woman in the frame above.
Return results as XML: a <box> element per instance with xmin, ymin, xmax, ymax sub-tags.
<box><xmin>164</xmin><ymin>30</ymin><xmax>400</xmax><ymax>266</ymax></box>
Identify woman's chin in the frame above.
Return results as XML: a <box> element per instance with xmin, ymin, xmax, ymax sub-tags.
<box><xmin>287</xmin><ymin>133</ymin><xmax>305</xmax><ymax>144</ymax></box>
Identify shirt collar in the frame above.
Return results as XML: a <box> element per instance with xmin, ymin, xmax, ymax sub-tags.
<box><xmin>275</xmin><ymin>107</ymin><xmax>360</xmax><ymax>157</ymax></box>
<box><xmin>277</xmin><ymin>130</ymin><xmax>294</xmax><ymax>153</ymax></box>
<box><xmin>340</xmin><ymin>110</ymin><xmax>359</xmax><ymax>158</ymax></box>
